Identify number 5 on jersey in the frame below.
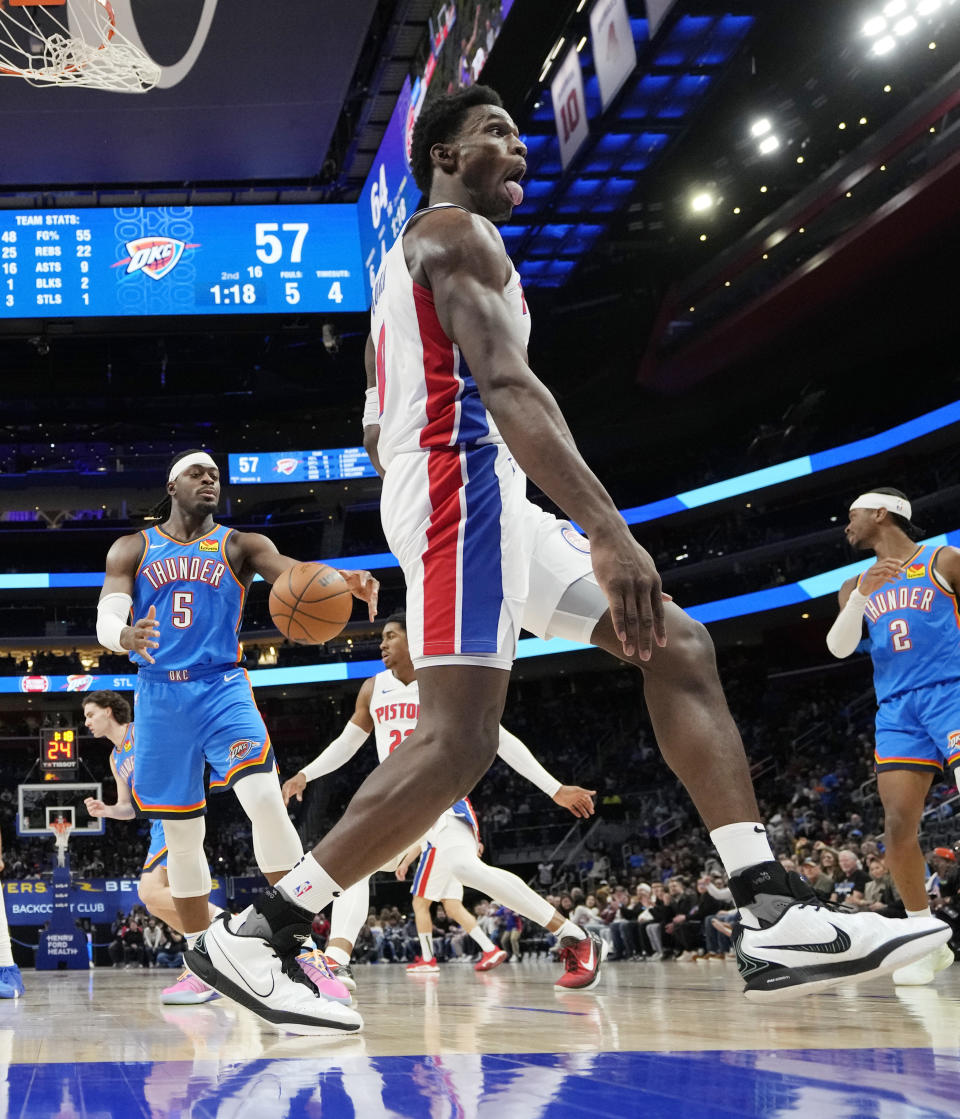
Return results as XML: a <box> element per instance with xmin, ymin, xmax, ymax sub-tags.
<box><xmin>172</xmin><ymin>591</ymin><xmax>194</xmax><ymax>629</ymax></box>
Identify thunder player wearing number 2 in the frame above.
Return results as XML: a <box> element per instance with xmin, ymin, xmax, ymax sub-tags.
<box><xmin>828</xmin><ymin>487</ymin><xmax>960</xmax><ymax>986</ymax></box>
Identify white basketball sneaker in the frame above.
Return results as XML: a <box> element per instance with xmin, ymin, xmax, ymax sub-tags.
<box><xmin>892</xmin><ymin>941</ymin><xmax>955</xmax><ymax>986</ymax></box>
<box><xmin>730</xmin><ymin>862</ymin><xmax>951</xmax><ymax>1001</ymax></box>
<box><xmin>184</xmin><ymin>892</ymin><xmax>363</xmax><ymax>1036</ymax></box>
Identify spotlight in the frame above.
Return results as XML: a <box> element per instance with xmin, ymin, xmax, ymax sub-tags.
<box><xmin>873</xmin><ymin>34</ymin><xmax>897</xmax><ymax>53</ymax></box>
<box><xmin>690</xmin><ymin>191</ymin><xmax>714</xmax><ymax>212</ymax></box>
<box><xmin>863</xmin><ymin>16</ymin><xmax>887</xmax><ymax>35</ymax></box>
<box><xmin>750</xmin><ymin>117</ymin><xmax>772</xmax><ymax>137</ymax></box>
<box><xmin>758</xmin><ymin>135</ymin><xmax>780</xmax><ymax>155</ymax></box>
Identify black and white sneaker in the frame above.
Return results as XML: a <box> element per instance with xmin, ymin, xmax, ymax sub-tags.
<box><xmin>329</xmin><ymin>961</ymin><xmax>356</xmax><ymax>992</ymax></box>
<box><xmin>730</xmin><ymin>861</ymin><xmax>951</xmax><ymax>1002</ymax></box>
<box><xmin>185</xmin><ymin>891</ymin><xmax>363</xmax><ymax>1035</ymax></box>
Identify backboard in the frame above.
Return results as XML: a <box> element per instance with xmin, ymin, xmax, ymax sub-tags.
<box><xmin>16</xmin><ymin>782</ymin><xmax>104</xmax><ymax>837</ymax></box>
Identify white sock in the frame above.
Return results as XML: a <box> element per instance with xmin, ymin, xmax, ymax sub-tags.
<box><xmin>906</xmin><ymin>906</ymin><xmax>933</xmax><ymax>920</ymax></box>
<box><xmin>710</xmin><ymin>821</ymin><xmax>776</xmax><ymax>876</ymax></box>
<box><xmin>558</xmin><ymin>919</ymin><xmax>585</xmax><ymax>942</ymax></box>
<box><xmin>0</xmin><ymin>890</ymin><xmax>13</xmax><ymax>967</ymax></box>
<box><xmin>469</xmin><ymin>926</ymin><xmax>495</xmax><ymax>953</ymax></box>
<box><xmin>326</xmin><ymin>945</ymin><xmax>351</xmax><ymax>967</ymax></box>
<box><xmin>274</xmin><ymin>852</ymin><xmax>343</xmax><ymax>915</ymax></box>
<box><xmin>418</xmin><ymin>933</ymin><xmax>433</xmax><ymax>960</ymax></box>
<box><xmin>184</xmin><ymin>931</ymin><xmax>205</xmax><ymax>950</ymax></box>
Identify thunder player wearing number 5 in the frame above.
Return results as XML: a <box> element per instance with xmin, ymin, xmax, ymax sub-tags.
<box><xmin>828</xmin><ymin>487</ymin><xmax>960</xmax><ymax>985</ymax></box>
<box><xmin>96</xmin><ymin>449</ymin><xmax>376</xmax><ymax>1033</ymax></box>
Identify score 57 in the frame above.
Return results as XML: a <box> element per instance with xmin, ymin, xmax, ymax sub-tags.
<box><xmin>255</xmin><ymin>222</ymin><xmax>308</xmax><ymax>264</ymax></box>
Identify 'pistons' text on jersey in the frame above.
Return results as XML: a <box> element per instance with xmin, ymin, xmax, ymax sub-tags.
<box><xmin>858</xmin><ymin>544</ymin><xmax>960</xmax><ymax>701</ymax></box>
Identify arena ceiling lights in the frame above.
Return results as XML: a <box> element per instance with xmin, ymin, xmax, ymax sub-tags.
<box><xmin>504</xmin><ymin>10</ymin><xmax>754</xmax><ymax>288</ymax></box>
<box><xmin>861</xmin><ymin>0</ymin><xmax>956</xmax><ymax>56</ymax></box>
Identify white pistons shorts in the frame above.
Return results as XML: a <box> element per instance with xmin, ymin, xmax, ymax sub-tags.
<box><xmin>380</xmin><ymin>445</ymin><xmax>605</xmax><ymax>670</ymax></box>
<box><xmin>409</xmin><ymin>817</ymin><xmax>478</xmax><ymax>903</ymax></box>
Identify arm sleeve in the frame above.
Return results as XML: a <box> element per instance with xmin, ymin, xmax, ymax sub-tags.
<box><xmin>495</xmin><ymin>726</ymin><xmax>562</xmax><ymax>799</ymax></box>
<box><xmin>300</xmin><ymin>720</ymin><xmax>370</xmax><ymax>782</ymax></box>
<box><xmin>96</xmin><ymin>592</ymin><xmax>132</xmax><ymax>653</ymax></box>
<box><xmin>362</xmin><ymin>386</ymin><xmax>379</xmax><ymax>428</ymax></box>
<box><xmin>825</xmin><ymin>589</ymin><xmax>869</xmax><ymax>658</ymax></box>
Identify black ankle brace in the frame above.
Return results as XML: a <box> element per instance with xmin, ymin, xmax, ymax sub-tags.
<box><xmin>243</xmin><ymin>887</ymin><xmax>314</xmax><ymax>955</ymax></box>
<box><xmin>729</xmin><ymin>860</ymin><xmax>818</xmax><ymax>908</ymax></box>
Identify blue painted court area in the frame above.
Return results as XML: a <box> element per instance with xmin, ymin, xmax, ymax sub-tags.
<box><xmin>7</xmin><ymin>1047</ymin><xmax>960</xmax><ymax>1118</ymax></box>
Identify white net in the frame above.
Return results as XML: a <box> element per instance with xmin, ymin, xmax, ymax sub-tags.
<box><xmin>50</xmin><ymin>815</ymin><xmax>72</xmax><ymax>868</ymax></box>
<box><xmin>0</xmin><ymin>0</ymin><xmax>160</xmax><ymax>91</ymax></box>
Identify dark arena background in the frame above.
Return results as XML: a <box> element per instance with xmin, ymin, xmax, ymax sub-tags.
<box><xmin>2</xmin><ymin>2</ymin><xmax>960</xmax><ymax>1116</ymax></box>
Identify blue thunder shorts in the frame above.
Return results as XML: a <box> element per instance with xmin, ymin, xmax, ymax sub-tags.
<box><xmin>142</xmin><ymin>819</ymin><xmax>168</xmax><ymax>872</ymax></box>
<box><xmin>132</xmin><ymin>664</ymin><xmax>275</xmax><ymax>818</ymax></box>
<box><xmin>874</xmin><ymin>679</ymin><xmax>960</xmax><ymax>777</ymax></box>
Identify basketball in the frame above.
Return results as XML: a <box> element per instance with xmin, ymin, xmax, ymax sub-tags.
<box><xmin>268</xmin><ymin>563</ymin><xmax>352</xmax><ymax>645</ymax></box>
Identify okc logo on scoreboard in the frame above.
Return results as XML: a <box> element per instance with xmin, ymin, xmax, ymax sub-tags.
<box><xmin>115</xmin><ymin>236</ymin><xmax>199</xmax><ymax>280</ymax></box>
<box><xmin>62</xmin><ymin>674</ymin><xmax>95</xmax><ymax>693</ymax></box>
<box><xmin>274</xmin><ymin>458</ymin><xmax>301</xmax><ymax>476</ymax></box>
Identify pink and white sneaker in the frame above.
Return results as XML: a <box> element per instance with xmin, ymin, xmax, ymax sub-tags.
<box><xmin>296</xmin><ymin>951</ymin><xmax>353</xmax><ymax>1005</ymax></box>
<box><xmin>161</xmin><ymin>969</ymin><xmax>220</xmax><ymax>1004</ymax></box>
<box><xmin>474</xmin><ymin>948</ymin><xmax>507</xmax><ymax>972</ymax></box>
<box><xmin>406</xmin><ymin>956</ymin><xmax>439</xmax><ymax>974</ymax></box>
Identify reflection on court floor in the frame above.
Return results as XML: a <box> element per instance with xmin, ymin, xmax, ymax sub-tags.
<box><xmin>4</xmin><ymin>961</ymin><xmax>960</xmax><ymax>1117</ymax></box>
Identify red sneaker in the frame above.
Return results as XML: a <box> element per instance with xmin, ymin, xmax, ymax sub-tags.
<box><xmin>406</xmin><ymin>956</ymin><xmax>439</xmax><ymax>974</ymax></box>
<box><xmin>555</xmin><ymin>933</ymin><xmax>606</xmax><ymax>991</ymax></box>
<box><xmin>474</xmin><ymin>948</ymin><xmax>507</xmax><ymax>972</ymax></box>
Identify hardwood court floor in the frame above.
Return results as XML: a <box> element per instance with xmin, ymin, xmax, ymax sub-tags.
<box><xmin>4</xmin><ymin>955</ymin><xmax>960</xmax><ymax>1117</ymax></box>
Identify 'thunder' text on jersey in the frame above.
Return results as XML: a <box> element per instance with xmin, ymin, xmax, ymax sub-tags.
<box><xmin>858</xmin><ymin>544</ymin><xmax>960</xmax><ymax>702</ymax></box>
<box><xmin>131</xmin><ymin>524</ymin><xmax>244</xmax><ymax>670</ymax></box>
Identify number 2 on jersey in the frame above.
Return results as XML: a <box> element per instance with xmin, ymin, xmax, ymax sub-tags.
<box><xmin>889</xmin><ymin>618</ymin><xmax>912</xmax><ymax>652</ymax></box>
<box><xmin>388</xmin><ymin>727</ymin><xmax>413</xmax><ymax>753</ymax></box>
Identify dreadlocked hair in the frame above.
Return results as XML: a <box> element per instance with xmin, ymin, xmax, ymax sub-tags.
<box><xmin>149</xmin><ymin>448</ymin><xmax>209</xmax><ymax>522</ymax></box>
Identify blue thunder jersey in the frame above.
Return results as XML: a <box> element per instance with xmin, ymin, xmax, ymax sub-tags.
<box><xmin>858</xmin><ymin>544</ymin><xmax>960</xmax><ymax>702</ymax></box>
<box><xmin>111</xmin><ymin>722</ymin><xmax>136</xmax><ymax>790</ymax></box>
<box><xmin>110</xmin><ymin>722</ymin><xmax>167</xmax><ymax>867</ymax></box>
<box><xmin>131</xmin><ymin>524</ymin><xmax>244</xmax><ymax>670</ymax></box>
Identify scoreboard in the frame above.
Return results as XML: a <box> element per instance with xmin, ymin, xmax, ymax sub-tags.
<box><xmin>229</xmin><ymin>448</ymin><xmax>378</xmax><ymax>485</ymax></box>
<box><xmin>40</xmin><ymin>728</ymin><xmax>79</xmax><ymax>780</ymax></box>
<box><xmin>0</xmin><ymin>204</ymin><xmax>366</xmax><ymax>318</ymax></box>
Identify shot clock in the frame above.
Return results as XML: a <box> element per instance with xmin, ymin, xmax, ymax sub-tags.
<box><xmin>40</xmin><ymin>728</ymin><xmax>79</xmax><ymax>780</ymax></box>
<box><xmin>0</xmin><ymin>204</ymin><xmax>365</xmax><ymax>318</ymax></box>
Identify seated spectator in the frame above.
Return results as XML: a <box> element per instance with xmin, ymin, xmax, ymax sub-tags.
<box><xmin>353</xmin><ymin>917</ymin><xmax>379</xmax><ymax>965</ymax></box>
<box><xmin>830</xmin><ymin>849</ymin><xmax>869</xmax><ymax>908</ymax></box>
<box><xmin>156</xmin><ymin>927</ymin><xmax>185</xmax><ymax>969</ymax></box>
<box><xmin>799</xmin><ymin>857</ymin><xmax>835</xmax><ymax>899</ymax></box>
<box><xmin>611</xmin><ymin>885</ymin><xmax>645</xmax><ymax>960</ymax></box>
<box><xmin>640</xmin><ymin>883</ymin><xmax>676</xmax><ymax>961</ymax></box>
<box><xmin>142</xmin><ymin>917</ymin><xmax>163</xmax><ymax>968</ymax></box>
<box><xmin>493</xmin><ymin>905</ymin><xmax>523</xmax><ymax>962</ymax></box>
<box><xmin>862</xmin><ymin>855</ymin><xmax>901</xmax><ymax>916</ymax></box>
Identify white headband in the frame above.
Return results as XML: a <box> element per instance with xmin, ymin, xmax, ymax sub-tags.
<box><xmin>850</xmin><ymin>492</ymin><xmax>912</xmax><ymax>520</ymax></box>
<box><xmin>169</xmin><ymin>452</ymin><xmax>219</xmax><ymax>483</ymax></box>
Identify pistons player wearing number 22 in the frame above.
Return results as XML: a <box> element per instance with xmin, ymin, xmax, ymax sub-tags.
<box><xmin>95</xmin><ymin>448</ymin><xmax>378</xmax><ymax>1021</ymax></box>
<box><xmin>828</xmin><ymin>486</ymin><xmax>960</xmax><ymax>985</ymax></box>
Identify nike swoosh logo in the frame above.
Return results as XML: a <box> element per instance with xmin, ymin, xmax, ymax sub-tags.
<box><xmin>584</xmin><ymin>940</ymin><xmax>595</xmax><ymax>970</ymax></box>
<box><xmin>224</xmin><ymin>671</ymin><xmax>243</xmax><ymax>682</ymax></box>
<box><xmin>766</xmin><ymin>924</ymin><xmax>852</xmax><ymax>955</ymax></box>
<box><xmin>149</xmin><ymin>544</ymin><xmax>164</xmax><ymax>549</ymax></box>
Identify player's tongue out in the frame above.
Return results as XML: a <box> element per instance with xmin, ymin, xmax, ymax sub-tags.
<box><xmin>504</xmin><ymin>179</ymin><xmax>524</xmax><ymax>206</ymax></box>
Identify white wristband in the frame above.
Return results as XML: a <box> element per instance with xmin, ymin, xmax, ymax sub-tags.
<box><xmin>97</xmin><ymin>592</ymin><xmax>132</xmax><ymax>654</ymax></box>
<box><xmin>362</xmin><ymin>386</ymin><xmax>380</xmax><ymax>428</ymax></box>
<box><xmin>826</xmin><ymin>588</ymin><xmax>868</xmax><ymax>658</ymax></box>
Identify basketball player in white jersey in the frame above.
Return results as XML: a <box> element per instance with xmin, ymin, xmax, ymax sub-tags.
<box><xmin>189</xmin><ymin>87</ymin><xmax>946</xmax><ymax>1026</ymax></box>
<box><xmin>282</xmin><ymin>611</ymin><xmax>600</xmax><ymax>987</ymax></box>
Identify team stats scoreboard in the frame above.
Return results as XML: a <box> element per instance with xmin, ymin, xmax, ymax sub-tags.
<box><xmin>0</xmin><ymin>204</ymin><xmax>367</xmax><ymax>318</ymax></box>
<box><xmin>229</xmin><ymin>448</ymin><xmax>377</xmax><ymax>485</ymax></box>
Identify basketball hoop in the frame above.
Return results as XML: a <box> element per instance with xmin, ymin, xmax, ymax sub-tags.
<box><xmin>0</xmin><ymin>0</ymin><xmax>160</xmax><ymax>92</ymax></box>
<box><xmin>50</xmin><ymin>814</ymin><xmax>72</xmax><ymax>867</ymax></box>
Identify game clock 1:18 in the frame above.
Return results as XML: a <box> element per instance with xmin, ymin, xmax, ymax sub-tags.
<box><xmin>208</xmin><ymin>282</ymin><xmax>262</xmax><ymax>306</ymax></box>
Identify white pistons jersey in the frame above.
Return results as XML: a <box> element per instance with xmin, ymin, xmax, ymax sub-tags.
<box><xmin>368</xmin><ymin>669</ymin><xmax>420</xmax><ymax>762</ymax></box>
<box><xmin>369</xmin><ymin>203</ymin><xmax>531</xmax><ymax>471</ymax></box>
